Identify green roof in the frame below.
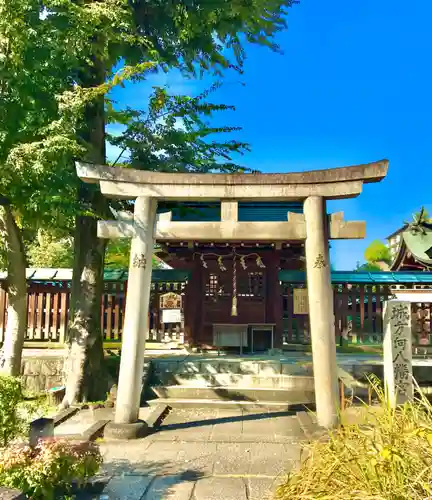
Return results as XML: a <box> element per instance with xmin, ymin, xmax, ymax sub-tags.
<box><xmin>104</xmin><ymin>269</ymin><xmax>191</xmax><ymax>282</ymax></box>
<box><xmin>3</xmin><ymin>268</ymin><xmax>432</xmax><ymax>285</ymax></box>
<box><xmin>158</xmin><ymin>201</ymin><xmax>303</xmax><ymax>222</ymax></box>
<box><xmin>278</xmin><ymin>270</ymin><xmax>432</xmax><ymax>284</ymax></box>
<box><xmin>402</xmin><ymin>229</ymin><xmax>432</xmax><ymax>266</ymax></box>
<box><xmin>0</xmin><ymin>268</ymin><xmax>191</xmax><ymax>283</ymax></box>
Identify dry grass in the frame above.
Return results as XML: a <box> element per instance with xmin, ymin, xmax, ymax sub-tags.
<box><xmin>276</xmin><ymin>378</ymin><xmax>432</xmax><ymax>500</ymax></box>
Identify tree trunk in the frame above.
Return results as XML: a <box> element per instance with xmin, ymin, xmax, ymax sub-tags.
<box><xmin>62</xmin><ymin>190</ymin><xmax>108</xmax><ymax>405</ymax></box>
<box><xmin>61</xmin><ymin>59</ymin><xmax>110</xmax><ymax>407</ymax></box>
<box><xmin>0</xmin><ymin>205</ymin><xmax>27</xmax><ymax>376</ymax></box>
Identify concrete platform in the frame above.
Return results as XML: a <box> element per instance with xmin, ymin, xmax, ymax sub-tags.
<box><xmin>150</xmin><ymin>385</ymin><xmax>315</xmax><ymax>404</ymax></box>
<box><xmin>54</xmin><ymin>407</ymin><xmax>153</xmax><ymax>438</ymax></box>
<box><xmin>78</xmin><ymin>407</ymin><xmax>313</xmax><ymax>500</ymax></box>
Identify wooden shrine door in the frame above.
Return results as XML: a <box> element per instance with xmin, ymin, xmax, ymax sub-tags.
<box><xmin>202</xmin><ymin>266</ymin><xmax>267</xmax><ymax>327</ymax></box>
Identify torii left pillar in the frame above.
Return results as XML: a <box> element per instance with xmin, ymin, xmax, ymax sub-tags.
<box><xmin>104</xmin><ymin>196</ymin><xmax>157</xmax><ymax>439</ymax></box>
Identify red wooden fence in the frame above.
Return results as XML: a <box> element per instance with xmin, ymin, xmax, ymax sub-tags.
<box><xmin>0</xmin><ymin>280</ymin><xmax>186</xmax><ymax>344</ymax></box>
<box><xmin>282</xmin><ymin>283</ymin><xmax>432</xmax><ymax>346</ymax></box>
<box><xmin>1</xmin><ymin>280</ymin><xmax>431</xmax><ymax>346</ymax></box>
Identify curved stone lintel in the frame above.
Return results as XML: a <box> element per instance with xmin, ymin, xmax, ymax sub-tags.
<box><xmin>76</xmin><ymin>159</ymin><xmax>388</xmax><ymax>186</ymax></box>
<box><xmin>98</xmin><ymin>179</ymin><xmax>364</xmax><ymax>201</ymax></box>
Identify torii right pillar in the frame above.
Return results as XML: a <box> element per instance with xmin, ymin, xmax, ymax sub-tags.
<box><xmin>304</xmin><ymin>196</ymin><xmax>339</xmax><ymax>428</ymax></box>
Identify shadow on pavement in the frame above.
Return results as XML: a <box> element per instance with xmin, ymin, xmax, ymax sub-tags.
<box><xmin>160</xmin><ymin>410</ymin><xmax>296</xmax><ymax>431</ymax></box>
<box><xmin>73</xmin><ymin>458</ymin><xmax>205</xmax><ymax>499</ymax></box>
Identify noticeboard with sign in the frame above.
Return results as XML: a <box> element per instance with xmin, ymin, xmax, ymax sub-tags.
<box><xmin>293</xmin><ymin>288</ymin><xmax>309</xmax><ymax>315</ymax></box>
<box><xmin>159</xmin><ymin>292</ymin><xmax>182</xmax><ymax>310</ymax></box>
<box><xmin>162</xmin><ymin>308</ymin><xmax>182</xmax><ymax>324</ymax></box>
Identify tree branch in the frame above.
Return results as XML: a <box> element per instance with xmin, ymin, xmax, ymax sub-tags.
<box><xmin>109</xmin><ymin>82</ymin><xmax>222</xmax><ymax>168</ymax></box>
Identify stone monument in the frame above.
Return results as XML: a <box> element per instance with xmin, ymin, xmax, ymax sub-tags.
<box><xmin>383</xmin><ymin>300</ymin><xmax>413</xmax><ymax>407</ymax></box>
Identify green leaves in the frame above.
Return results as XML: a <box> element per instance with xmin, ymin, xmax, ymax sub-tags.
<box><xmin>0</xmin><ymin>438</ymin><xmax>102</xmax><ymax>499</ymax></box>
<box><xmin>0</xmin><ymin>0</ymin><xmax>159</xmax><ymax>234</ymax></box>
<box><xmin>27</xmin><ymin>230</ymin><xmax>73</xmax><ymax>268</ymax></box>
<box><xmin>0</xmin><ymin>0</ymin><xmax>297</xmax><ymax>270</ymax></box>
<box><xmin>0</xmin><ymin>376</ymin><xmax>25</xmax><ymax>447</ymax></box>
<box><xmin>0</xmin><ymin>0</ymin><xmax>298</xmax><ymax>218</ymax></box>
<box><xmin>104</xmin><ymin>239</ymin><xmax>164</xmax><ymax>269</ymax></box>
<box><xmin>364</xmin><ymin>240</ymin><xmax>392</xmax><ymax>266</ymax></box>
<box><xmin>127</xmin><ymin>0</ymin><xmax>298</xmax><ymax>75</ymax></box>
<box><xmin>109</xmin><ymin>82</ymin><xmax>252</xmax><ymax>174</ymax></box>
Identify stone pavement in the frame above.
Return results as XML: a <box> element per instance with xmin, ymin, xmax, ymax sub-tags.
<box><xmin>84</xmin><ymin>407</ymin><xmax>311</xmax><ymax>500</ymax></box>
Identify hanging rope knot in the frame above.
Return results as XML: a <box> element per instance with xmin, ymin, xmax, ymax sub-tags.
<box><xmin>231</xmin><ymin>249</ymin><xmax>238</xmax><ymax>316</ymax></box>
<box><xmin>200</xmin><ymin>254</ymin><xmax>208</xmax><ymax>268</ymax></box>
<box><xmin>217</xmin><ymin>255</ymin><xmax>227</xmax><ymax>272</ymax></box>
<box><xmin>194</xmin><ymin>248</ymin><xmax>265</xmax><ymax>318</ymax></box>
<box><xmin>256</xmin><ymin>256</ymin><xmax>265</xmax><ymax>268</ymax></box>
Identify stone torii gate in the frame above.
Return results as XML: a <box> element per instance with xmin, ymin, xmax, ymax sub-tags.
<box><xmin>76</xmin><ymin>159</ymin><xmax>389</xmax><ymax>435</ymax></box>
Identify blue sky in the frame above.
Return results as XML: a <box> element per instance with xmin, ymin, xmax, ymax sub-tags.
<box><xmin>108</xmin><ymin>0</ymin><xmax>432</xmax><ymax>270</ymax></box>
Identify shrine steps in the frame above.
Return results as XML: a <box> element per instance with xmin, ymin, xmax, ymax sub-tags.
<box><xmin>145</xmin><ymin>356</ymin><xmax>316</xmax><ymax>408</ymax></box>
<box><xmin>141</xmin><ymin>354</ymin><xmax>432</xmax><ymax>410</ymax></box>
<box><xmin>147</xmin><ymin>385</ymin><xmax>315</xmax><ymax>408</ymax></box>
<box><xmin>146</xmin><ymin>398</ymin><xmax>310</xmax><ymax>411</ymax></box>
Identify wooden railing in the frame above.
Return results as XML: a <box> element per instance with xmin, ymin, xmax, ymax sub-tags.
<box><xmin>0</xmin><ymin>280</ymin><xmax>187</xmax><ymax>345</ymax></box>
<box><xmin>412</xmin><ymin>302</ymin><xmax>432</xmax><ymax>347</ymax></box>
<box><xmin>282</xmin><ymin>283</ymin><xmax>432</xmax><ymax>346</ymax></box>
<box><xmin>0</xmin><ymin>286</ymin><xmax>70</xmax><ymax>344</ymax></box>
<box><xmin>333</xmin><ymin>284</ymin><xmax>393</xmax><ymax>345</ymax></box>
<box><xmin>1</xmin><ymin>280</ymin><xmax>431</xmax><ymax>347</ymax></box>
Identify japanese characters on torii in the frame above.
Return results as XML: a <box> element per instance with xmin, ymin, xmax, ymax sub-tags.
<box><xmin>383</xmin><ymin>300</ymin><xmax>413</xmax><ymax>408</ymax></box>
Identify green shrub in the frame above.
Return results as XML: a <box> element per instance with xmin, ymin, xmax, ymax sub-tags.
<box><xmin>276</xmin><ymin>381</ymin><xmax>432</xmax><ymax>500</ymax></box>
<box><xmin>0</xmin><ymin>438</ymin><xmax>102</xmax><ymax>499</ymax></box>
<box><xmin>0</xmin><ymin>376</ymin><xmax>26</xmax><ymax>446</ymax></box>
<box><xmin>0</xmin><ymin>375</ymin><xmax>46</xmax><ymax>446</ymax></box>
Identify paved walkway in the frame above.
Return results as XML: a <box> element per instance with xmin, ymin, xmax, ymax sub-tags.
<box><xmin>88</xmin><ymin>407</ymin><xmax>309</xmax><ymax>499</ymax></box>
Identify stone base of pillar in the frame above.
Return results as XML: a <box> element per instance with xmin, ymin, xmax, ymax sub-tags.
<box><xmin>104</xmin><ymin>420</ymin><xmax>150</xmax><ymax>440</ymax></box>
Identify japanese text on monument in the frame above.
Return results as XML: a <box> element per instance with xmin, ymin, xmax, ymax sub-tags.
<box><xmin>390</xmin><ymin>303</ymin><xmax>412</xmax><ymax>398</ymax></box>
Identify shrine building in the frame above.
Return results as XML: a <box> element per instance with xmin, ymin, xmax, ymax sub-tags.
<box><xmin>155</xmin><ymin>200</ymin><xmax>306</xmax><ymax>353</ymax></box>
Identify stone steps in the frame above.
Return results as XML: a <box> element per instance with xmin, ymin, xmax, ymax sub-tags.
<box><xmin>152</xmin><ymin>372</ymin><xmax>315</xmax><ymax>389</ymax></box>
<box><xmin>147</xmin><ymin>357</ymin><xmax>316</xmax><ymax>409</ymax></box>
<box><xmin>146</xmin><ymin>397</ymin><xmax>310</xmax><ymax>411</ymax></box>
<box><xmin>148</xmin><ymin>385</ymin><xmax>315</xmax><ymax>404</ymax></box>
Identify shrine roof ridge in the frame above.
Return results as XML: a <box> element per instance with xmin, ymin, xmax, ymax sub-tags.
<box><xmin>76</xmin><ymin>159</ymin><xmax>389</xmax><ymax>186</ymax></box>
<box><xmin>5</xmin><ymin>268</ymin><xmax>432</xmax><ymax>285</ymax></box>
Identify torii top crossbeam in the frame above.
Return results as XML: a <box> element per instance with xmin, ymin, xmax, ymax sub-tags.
<box><xmin>76</xmin><ymin>159</ymin><xmax>389</xmax><ymax>201</ymax></box>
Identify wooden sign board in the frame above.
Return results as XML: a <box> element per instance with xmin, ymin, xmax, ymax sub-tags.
<box><xmin>162</xmin><ymin>308</ymin><xmax>182</xmax><ymax>324</ymax></box>
<box><xmin>159</xmin><ymin>292</ymin><xmax>182</xmax><ymax>310</ymax></box>
<box><xmin>293</xmin><ymin>288</ymin><xmax>309</xmax><ymax>315</ymax></box>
